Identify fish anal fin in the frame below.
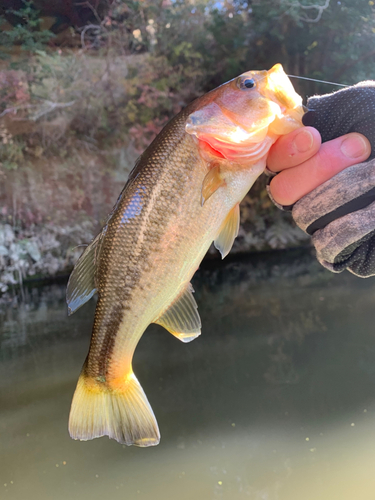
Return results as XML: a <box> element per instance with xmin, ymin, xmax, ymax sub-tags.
<box><xmin>201</xmin><ymin>165</ymin><xmax>226</xmax><ymax>206</ymax></box>
<box><xmin>66</xmin><ymin>231</ymin><xmax>104</xmax><ymax>316</ymax></box>
<box><xmin>155</xmin><ymin>284</ymin><xmax>201</xmax><ymax>343</ymax></box>
<box><xmin>214</xmin><ymin>203</ymin><xmax>240</xmax><ymax>259</ymax></box>
<box><xmin>69</xmin><ymin>370</ymin><xmax>160</xmax><ymax>447</ymax></box>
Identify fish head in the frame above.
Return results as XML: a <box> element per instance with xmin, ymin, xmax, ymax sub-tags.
<box><xmin>185</xmin><ymin>64</ymin><xmax>305</xmax><ymax>162</ymax></box>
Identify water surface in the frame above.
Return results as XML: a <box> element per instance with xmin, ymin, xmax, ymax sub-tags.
<box><xmin>1</xmin><ymin>251</ymin><xmax>375</xmax><ymax>500</ymax></box>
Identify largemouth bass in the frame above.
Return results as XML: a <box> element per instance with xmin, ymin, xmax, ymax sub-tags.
<box><xmin>67</xmin><ymin>64</ymin><xmax>304</xmax><ymax>447</ymax></box>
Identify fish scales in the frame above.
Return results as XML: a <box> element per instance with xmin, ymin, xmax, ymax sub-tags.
<box><xmin>87</xmin><ymin>108</ymin><xmax>209</xmax><ymax>379</ymax></box>
<box><xmin>67</xmin><ymin>64</ymin><xmax>305</xmax><ymax>446</ymax></box>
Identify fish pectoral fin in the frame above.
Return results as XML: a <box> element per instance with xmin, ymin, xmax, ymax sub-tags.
<box><xmin>201</xmin><ymin>165</ymin><xmax>226</xmax><ymax>206</ymax></box>
<box><xmin>154</xmin><ymin>283</ymin><xmax>201</xmax><ymax>343</ymax></box>
<box><xmin>66</xmin><ymin>231</ymin><xmax>104</xmax><ymax>316</ymax></box>
<box><xmin>214</xmin><ymin>203</ymin><xmax>240</xmax><ymax>259</ymax></box>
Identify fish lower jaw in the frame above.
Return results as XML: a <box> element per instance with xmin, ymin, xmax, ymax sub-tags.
<box><xmin>210</xmin><ymin>135</ymin><xmax>275</xmax><ymax>164</ymax></box>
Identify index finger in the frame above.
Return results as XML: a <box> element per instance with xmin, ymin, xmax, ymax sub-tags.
<box><xmin>268</xmin><ymin>133</ymin><xmax>371</xmax><ymax>206</ymax></box>
<box><xmin>267</xmin><ymin>127</ymin><xmax>321</xmax><ymax>172</ymax></box>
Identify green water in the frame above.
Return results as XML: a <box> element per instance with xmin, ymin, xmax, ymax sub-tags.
<box><xmin>1</xmin><ymin>250</ymin><xmax>375</xmax><ymax>500</ymax></box>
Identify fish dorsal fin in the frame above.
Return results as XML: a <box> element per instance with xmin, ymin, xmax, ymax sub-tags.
<box><xmin>66</xmin><ymin>231</ymin><xmax>104</xmax><ymax>316</ymax></box>
<box><xmin>155</xmin><ymin>284</ymin><xmax>201</xmax><ymax>343</ymax></box>
<box><xmin>214</xmin><ymin>203</ymin><xmax>240</xmax><ymax>259</ymax></box>
<box><xmin>201</xmin><ymin>165</ymin><xmax>226</xmax><ymax>206</ymax></box>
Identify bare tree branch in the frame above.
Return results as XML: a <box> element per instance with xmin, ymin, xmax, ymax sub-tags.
<box><xmin>0</xmin><ymin>104</ymin><xmax>36</xmax><ymax>119</ymax></box>
<box><xmin>0</xmin><ymin>101</ymin><xmax>75</xmax><ymax>121</ymax></box>
<box><xmin>31</xmin><ymin>100</ymin><xmax>76</xmax><ymax>121</ymax></box>
<box><xmin>284</xmin><ymin>0</ymin><xmax>331</xmax><ymax>23</ymax></box>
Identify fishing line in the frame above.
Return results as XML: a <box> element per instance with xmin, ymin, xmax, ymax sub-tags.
<box><xmin>288</xmin><ymin>75</ymin><xmax>348</xmax><ymax>87</ymax></box>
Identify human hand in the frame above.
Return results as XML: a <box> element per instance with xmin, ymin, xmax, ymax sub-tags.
<box><xmin>267</xmin><ymin>127</ymin><xmax>371</xmax><ymax>207</ymax></box>
<box><xmin>265</xmin><ymin>81</ymin><xmax>375</xmax><ymax>277</ymax></box>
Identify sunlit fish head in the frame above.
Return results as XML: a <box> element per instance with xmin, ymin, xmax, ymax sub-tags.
<box><xmin>186</xmin><ymin>64</ymin><xmax>305</xmax><ymax>162</ymax></box>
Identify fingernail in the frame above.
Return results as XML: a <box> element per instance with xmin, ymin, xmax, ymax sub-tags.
<box><xmin>341</xmin><ymin>135</ymin><xmax>368</xmax><ymax>158</ymax></box>
<box><xmin>293</xmin><ymin>129</ymin><xmax>313</xmax><ymax>153</ymax></box>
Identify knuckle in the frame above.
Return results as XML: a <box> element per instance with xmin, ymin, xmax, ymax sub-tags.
<box><xmin>314</xmin><ymin>146</ymin><xmax>336</xmax><ymax>176</ymax></box>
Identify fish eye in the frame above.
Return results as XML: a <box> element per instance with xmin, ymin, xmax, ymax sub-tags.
<box><xmin>238</xmin><ymin>77</ymin><xmax>256</xmax><ymax>90</ymax></box>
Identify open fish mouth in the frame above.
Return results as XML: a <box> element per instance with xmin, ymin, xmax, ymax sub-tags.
<box><xmin>186</xmin><ymin>104</ymin><xmax>279</xmax><ymax>162</ymax></box>
<box><xmin>185</xmin><ymin>64</ymin><xmax>304</xmax><ymax>162</ymax></box>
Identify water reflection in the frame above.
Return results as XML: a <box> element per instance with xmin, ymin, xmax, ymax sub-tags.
<box><xmin>1</xmin><ymin>250</ymin><xmax>375</xmax><ymax>500</ymax></box>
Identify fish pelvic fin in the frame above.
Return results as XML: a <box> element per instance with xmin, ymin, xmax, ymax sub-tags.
<box><xmin>69</xmin><ymin>369</ymin><xmax>160</xmax><ymax>447</ymax></box>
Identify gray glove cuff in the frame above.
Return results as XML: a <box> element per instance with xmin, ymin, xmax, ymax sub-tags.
<box><xmin>292</xmin><ymin>160</ymin><xmax>375</xmax><ymax>232</ymax></box>
<box><xmin>292</xmin><ymin>160</ymin><xmax>375</xmax><ymax>277</ymax></box>
<box><xmin>312</xmin><ymin>204</ymin><xmax>375</xmax><ymax>277</ymax></box>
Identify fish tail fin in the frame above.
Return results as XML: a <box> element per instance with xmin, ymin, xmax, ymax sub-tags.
<box><xmin>68</xmin><ymin>370</ymin><xmax>160</xmax><ymax>447</ymax></box>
